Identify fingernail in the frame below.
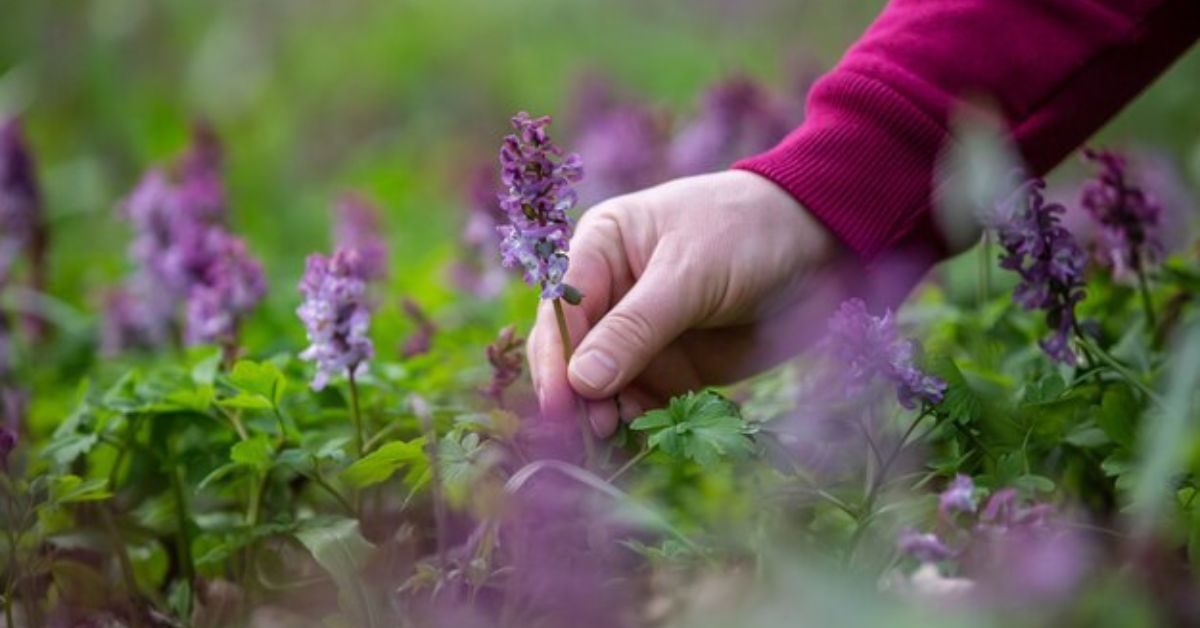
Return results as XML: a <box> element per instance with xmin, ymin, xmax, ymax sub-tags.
<box><xmin>570</xmin><ymin>349</ymin><xmax>618</xmax><ymax>392</ymax></box>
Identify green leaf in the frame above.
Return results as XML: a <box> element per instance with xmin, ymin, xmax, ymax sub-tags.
<box><xmin>230</xmin><ymin>435</ymin><xmax>274</xmax><ymax>473</ymax></box>
<box><xmin>932</xmin><ymin>359</ymin><xmax>984</xmax><ymax>423</ymax></box>
<box><xmin>630</xmin><ymin>390</ymin><xmax>755</xmax><ymax>466</ymax></box>
<box><xmin>229</xmin><ymin>360</ymin><xmax>287</xmax><ymax>407</ymax></box>
<box><xmin>41</xmin><ymin>433</ymin><xmax>99</xmax><ymax>468</ymax></box>
<box><xmin>217</xmin><ymin>392</ymin><xmax>274</xmax><ymax>411</ymax></box>
<box><xmin>1096</xmin><ymin>386</ymin><xmax>1139</xmax><ymax>449</ymax></box>
<box><xmin>49</xmin><ymin>475</ymin><xmax>111</xmax><ymax>504</ymax></box>
<box><xmin>340</xmin><ymin>439</ymin><xmax>428</xmax><ymax>489</ymax></box>
<box><xmin>294</xmin><ymin>517</ymin><xmax>380</xmax><ymax>626</ymax></box>
<box><xmin>439</xmin><ymin>432</ymin><xmax>499</xmax><ymax>506</ymax></box>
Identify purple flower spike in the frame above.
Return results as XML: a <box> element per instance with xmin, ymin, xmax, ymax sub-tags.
<box><xmin>334</xmin><ymin>193</ymin><xmax>388</xmax><ymax>281</ymax></box>
<box><xmin>450</xmin><ymin>167</ymin><xmax>508</xmax><ymax>299</ymax></box>
<box><xmin>992</xmin><ymin>178</ymin><xmax>1086</xmax><ymax>364</ymax></box>
<box><xmin>0</xmin><ymin>425</ymin><xmax>16</xmax><ymax>473</ymax></box>
<box><xmin>0</xmin><ymin>117</ymin><xmax>47</xmax><ymax>311</ymax></box>
<box><xmin>483</xmin><ymin>325</ymin><xmax>524</xmax><ymax>405</ymax></box>
<box><xmin>939</xmin><ymin>474</ymin><xmax>977</xmax><ymax>516</ymax></box>
<box><xmin>898</xmin><ymin>528</ymin><xmax>954</xmax><ymax>564</ymax></box>
<box><xmin>497</xmin><ymin>112</ymin><xmax>584</xmax><ymax>301</ymax></box>
<box><xmin>297</xmin><ymin>249</ymin><xmax>373</xmax><ymax>390</ymax></box>
<box><xmin>1080</xmin><ymin>148</ymin><xmax>1163</xmax><ymax>279</ymax></box>
<box><xmin>824</xmin><ymin>299</ymin><xmax>946</xmax><ymax>409</ymax></box>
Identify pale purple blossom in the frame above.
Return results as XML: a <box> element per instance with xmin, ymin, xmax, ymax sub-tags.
<box><xmin>667</xmin><ymin>76</ymin><xmax>791</xmax><ymax>176</ymax></box>
<box><xmin>939</xmin><ymin>474</ymin><xmax>977</xmax><ymax>516</ymax></box>
<box><xmin>334</xmin><ymin>193</ymin><xmax>388</xmax><ymax>281</ymax></box>
<box><xmin>99</xmin><ymin>286</ymin><xmax>170</xmax><ymax>355</ymax></box>
<box><xmin>297</xmin><ymin>249</ymin><xmax>373</xmax><ymax>390</ymax></box>
<box><xmin>898</xmin><ymin>528</ymin><xmax>954</xmax><ymax>564</ymax></box>
<box><xmin>182</xmin><ymin>231</ymin><xmax>266</xmax><ymax>346</ymax></box>
<box><xmin>992</xmin><ymin>178</ymin><xmax>1086</xmax><ymax>364</ymax></box>
<box><xmin>823</xmin><ymin>298</ymin><xmax>946</xmax><ymax>409</ymax></box>
<box><xmin>449</xmin><ymin>167</ymin><xmax>508</xmax><ymax>298</ymax></box>
<box><xmin>497</xmin><ymin>112</ymin><xmax>584</xmax><ymax>301</ymax></box>
<box><xmin>1080</xmin><ymin>148</ymin><xmax>1163</xmax><ymax>279</ymax></box>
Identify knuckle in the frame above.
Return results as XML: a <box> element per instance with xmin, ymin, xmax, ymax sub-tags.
<box><xmin>600</xmin><ymin>307</ymin><xmax>657</xmax><ymax>354</ymax></box>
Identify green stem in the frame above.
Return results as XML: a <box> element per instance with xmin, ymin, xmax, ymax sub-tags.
<box><xmin>169</xmin><ymin>462</ymin><xmax>196</xmax><ymax>591</ymax></box>
<box><xmin>1136</xmin><ymin>264</ymin><xmax>1157</xmax><ymax>329</ymax></box>
<box><xmin>979</xmin><ymin>232</ymin><xmax>992</xmax><ymax>306</ymax></box>
<box><xmin>553</xmin><ymin>298</ymin><xmax>596</xmax><ymax>468</ymax></box>
<box><xmin>348</xmin><ymin>368</ymin><xmax>365</xmax><ymax>459</ymax></box>
<box><xmin>1074</xmin><ymin>331</ymin><xmax>1162</xmax><ymax>405</ymax></box>
<box><xmin>308</xmin><ymin>464</ymin><xmax>356</xmax><ymax>517</ymax></box>
<box><xmin>606</xmin><ymin>447</ymin><xmax>650</xmax><ymax>484</ymax></box>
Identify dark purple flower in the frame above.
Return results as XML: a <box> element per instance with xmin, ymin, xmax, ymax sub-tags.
<box><xmin>898</xmin><ymin>528</ymin><xmax>954</xmax><ymax>564</ymax></box>
<box><xmin>0</xmin><ymin>425</ymin><xmax>15</xmax><ymax>473</ymax></box>
<box><xmin>992</xmin><ymin>178</ymin><xmax>1086</xmax><ymax>364</ymax></box>
<box><xmin>1080</xmin><ymin>148</ymin><xmax>1163</xmax><ymax>279</ymax></box>
<box><xmin>574</xmin><ymin>103</ymin><xmax>666</xmax><ymax>206</ymax></box>
<box><xmin>483</xmin><ymin>325</ymin><xmax>524</xmax><ymax>405</ymax></box>
<box><xmin>823</xmin><ymin>299</ymin><xmax>946</xmax><ymax>409</ymax></box>
<box><xmin>497</xmin><ymin>112</ymin><xmax>584</xmax><ymax>301</ymax></box>
<box><xmin>334</xmin><ymin>193</ymin><xmax>388</xmax><ymax>281</ymax></box>
<box><xmin>667</xmin><ymin>76</ymin><xmax>791</xmax><ymax>177</ymax></box>
<box><xmin>400</xmin><ymin>297</ymin><xmax>436</xmax><ymax>358</ymax></box>
<box><xmin>939</xmin><ymin>474</ymin><xmax>977</xmax><ymax>516</ymax></box>
<box><xmin>297</xmin><ymin>249</ymin><xmax>373</xmax><ymax>390</ymax></box>
<box><xmin>0</xmin><ymin>117</ymin><xmax>47</xmax><ymax>312</ymax></box>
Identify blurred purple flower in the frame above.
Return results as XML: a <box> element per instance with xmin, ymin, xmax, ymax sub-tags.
<box><xmin>992</xmin><ymin>178</ymin><xmax>1086</xmax><ymax>364</ymax></box>
<box><xmin>450</xmin><ymin>167</ymin><xmax>508</xmax><ymax>298</ymax></box>
<box><xmin>823</xmin><ymin>298</ymin><xmax>945</xmax><ymax>409</ymax></box>
<box><xmin>183</xmin><ymin>231</ymin><xmax>266</xmax><ymax>346</ymax></box>
<box><xmin>483</xmin><ymin>325</ymin><xmax>524</xmax><ymax>405</ymax></box>
<box><xmin>297</xmin><ymin>249</ymin><xmax>373</xmax><ymax>390</ymax></box>
<box><xmin>667</xmin><ymin>76</ymin><xmax>791</xmax><ymax>177</ymax></box>
<box><xmin>334</xmin><ymin>193</ymin><xmax>388</xmax><ymax>281</ymax></box>
<box><xmin>574</xmin><ymin>103</ymin><xmax>666</xmax><ymax>206</ymax></box>
<box><xmin>116</xmin><ymin>128</ymin><xmax>265</xmax><ymax>353</ymax></box>
<box><xmin>400</xmin><ymin>297</ymin><xmax>436</xmax><ymax>358</ymax></box>
<box><xmin>99</xmin><ymin>286</ymin><xmax>170</xmax><ymax>355</ymax></box>
<box><xmin>898</xmin><ymin>528</ymin><xmax>954</xmax><ymax>564</ymax></box>
<box><xmin>939</xmin><ymin>474</ymin><xmax>976</xmax><ymax>516</ymax></box>
<box><xmin>1080</xmin><ymin>148</ymin><xmax>1163</xmax><ymax>279</ymax></box>
<box><xmin>0</xmin><ymin>424</ymin><xmax>15</xmax><ymax>473</ymax></box>
<box><xmin>0</xmin><ymin>117</ymin><xmax>44</xmax><ymax>283</ymax></box>
<box><xmin>497</xmin><ymin>112</ymin><xmax>583</xmax><ymax>301</ymax></box>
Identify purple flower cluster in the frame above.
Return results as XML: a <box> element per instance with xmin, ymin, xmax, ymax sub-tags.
<box><xmin>823</xmin><ymin>299</ymin><xmax>946</xmax><ymax>409</ymax></box>
<box><xmin>1080</xmin><ymin>148</ymin><xmax>1163</xmax><ymax>279</ymax></box>
<box><xmin>0</xmin><ymin>423</ymin><xmax>15</xmax><ymax>473</ymax></box>
<box><xmin>334</xmin><ymin>193</ymin><xmax>388</xmax><ymax>281</ymax></box>
<box><xmin>483</xmin><ymin>325</ymin><xmax>524</xmax><ymax>405</ymax></box>
<box><xmin>667</xmin><ymin>76</ymin><xmax>791</xmax><ymax>177</ymax></box>
<box><xmin>497</xmin><ymin>112</ymin><xmax>584</xmax><ymax>301</ymax></box>
<box><xmin>114</xmin><ymin>129</ymin><xmax>265</xmax><ymax>350</ymax></box>
<box><xmin>297</xmin><ymin>249</ymin><xmax>374</xmax><ymax>390</ymax></box>
<box><xmin>992</xmin><ymin>179</ymin><xmax>1086</xmax><ymax>364</ymax></box>
<box><xmin>897</xmin><ymin>477</ymin><xmax>1088</xmax><ymax>606</ymax></box>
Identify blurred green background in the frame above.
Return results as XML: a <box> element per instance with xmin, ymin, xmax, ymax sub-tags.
<box><xmin>3</xmin><ymin>0</ymin><xmax>1198</xmax><ymax>352</ymax></box>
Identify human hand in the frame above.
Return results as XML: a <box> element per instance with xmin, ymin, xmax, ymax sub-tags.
<box><xmin>528</xmin><ymin>170</ymin><xmax>856</xmax><ymax>437</ymax></box>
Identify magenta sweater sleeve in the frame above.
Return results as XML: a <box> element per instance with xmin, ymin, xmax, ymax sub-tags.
<box><xmin>734</xmin><ymin>0</ymin><xmax>1200</xmax><ymax>264</ymax></box>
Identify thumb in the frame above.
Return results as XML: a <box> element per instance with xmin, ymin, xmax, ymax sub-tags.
<box><xmin>567</xmin><ymin>260</ymin><xmax>697</xmax><ymax>399</ymax></box>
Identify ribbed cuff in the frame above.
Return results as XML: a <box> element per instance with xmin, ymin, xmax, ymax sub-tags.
<box><xmin>733</xmin><ymin>71</ymin><xmax>949</xmax><ymax>263</ymax></box>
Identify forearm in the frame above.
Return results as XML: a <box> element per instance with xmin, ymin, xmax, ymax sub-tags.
<box><xmin>735</xmin><ymin>0</ymin><xmax>1200</xmax><ymax>268</ymax></box>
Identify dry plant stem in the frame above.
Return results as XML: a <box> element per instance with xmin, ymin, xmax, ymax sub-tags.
<box><xmin>417</xmin><ymin>411</ymin><xmax>449</xmax><ymax>568</ymax></box>
<box><xmin>553</xmin><ymin>297</ymin><xmax>596</xmax><ymax>467</ymax></box>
